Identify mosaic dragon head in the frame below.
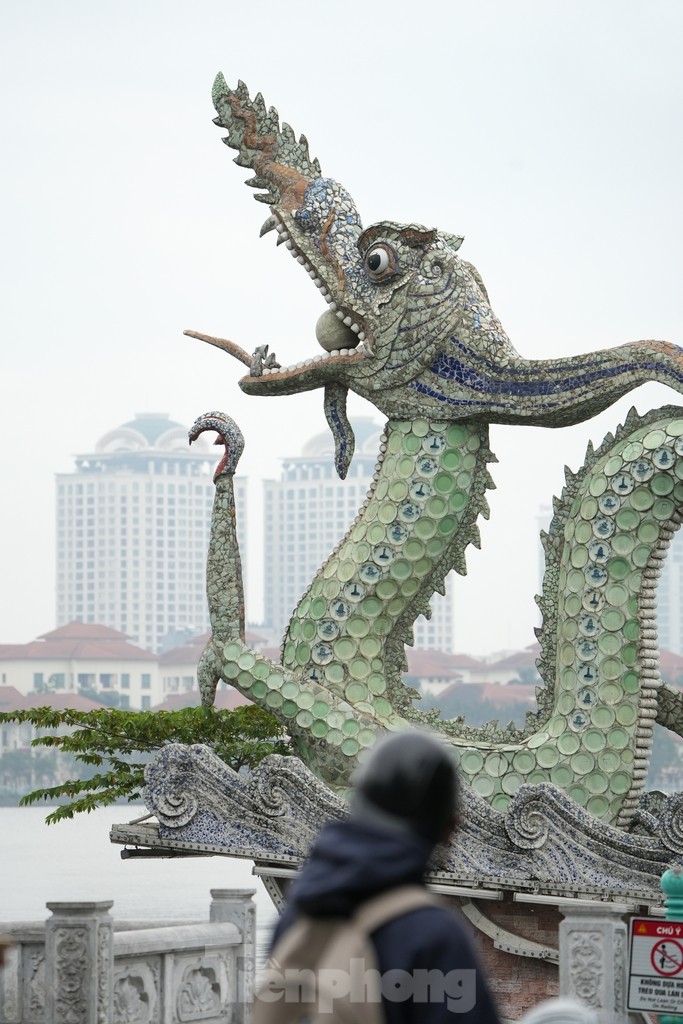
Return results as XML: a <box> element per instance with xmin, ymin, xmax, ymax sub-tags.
<box><xmin>197</xmin><ymin>76</ymin><xmax>683</xmax><ymax>477</ymax></box>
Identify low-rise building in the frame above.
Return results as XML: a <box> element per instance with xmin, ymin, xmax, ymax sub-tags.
<box><xmin>0</xmin><ymin>622</ymin><xmax>158</xmax><ymax>709</ymax></box>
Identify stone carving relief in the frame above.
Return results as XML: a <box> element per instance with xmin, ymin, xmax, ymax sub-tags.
<box><xmin>176</xmin><ymin>957</ymin><xmax>228</xmax><ymax>1022</ymax></box>
<box><xmin>113</xmin><ymin>962</ymin><xmax>158</xmax><ymax>1024</ymax></box>
<box><xmin>97</xmin><ymin>923</ymin><xmax>113</xmax><ymax>1024</ymax></box>
<box><xmin>613</xmin><ymin>929</ymin><xmax>626</xmax><ymax>1013</ymax></box>
<box><xmin>54</xmin><ymin>926</ymin><xmax>88</xmax><ymax>1024</ymax></box>
<box><xmin>567</xmin><ymin>930</ymin><xmax>604</xmax><ymax>1008</ymax></box>
<box><xmin>26</xmin><ymin>950</ymin><xmax>45</xmax><ymax>1022</ymax></box>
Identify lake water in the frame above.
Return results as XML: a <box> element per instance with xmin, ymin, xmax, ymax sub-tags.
<box><xmin>0</xmin><ymin>805</ymin><xmax>278</xmax><ymax>956</ymax></box>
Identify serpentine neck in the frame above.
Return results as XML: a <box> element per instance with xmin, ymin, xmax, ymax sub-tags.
<box><xmin>281</xmin><ymin>417</ymin><xmax>495</xmax><ymax>721</ymax></box>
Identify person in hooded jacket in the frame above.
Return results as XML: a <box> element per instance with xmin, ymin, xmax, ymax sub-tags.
<box><xmin>270</xmin><ymin>731</ymin><xmax>502</xmax><ymax>1024</ymax></box>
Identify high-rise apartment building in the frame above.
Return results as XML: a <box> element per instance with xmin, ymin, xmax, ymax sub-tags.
<box><xmin>56</xmin><ymin>413</ymin><xmax>247</xmax><ymax>653</ymax></box>
<box><xmin>656</xmin><ymin>539</ymin><xmax>683</xmax><ymax>655</ymax></box>
<box><xmin>263</xmin><ymin>419</ymin><xmax>456</xmax><ymax>651</ymax></box>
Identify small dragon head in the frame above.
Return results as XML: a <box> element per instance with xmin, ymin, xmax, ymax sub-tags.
<box><xmin>189</xmin><ymin>410</ymin><xmax>244</xmax><ymax>481</ymax></box>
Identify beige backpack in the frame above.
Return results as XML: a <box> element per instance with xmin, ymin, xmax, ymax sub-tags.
<box><xmin>253</xmin><ymin>885</ymin><xmax>439</xmax><ymax>1024</ymax></box>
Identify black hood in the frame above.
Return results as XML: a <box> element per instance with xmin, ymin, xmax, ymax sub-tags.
<box><xmin>288</xmin><ymin>818</ymin><xmax>433</xmax><ymax>918</ymax></box>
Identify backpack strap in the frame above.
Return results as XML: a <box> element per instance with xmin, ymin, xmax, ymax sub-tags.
<box><xmin>269</xmin><ymin>914</ymin><xmax>339</xmax><ymax>969</ymax></box>
<box><xmin>352</xmin><ymin>885</ymin><xmax>440</xmax><ymax>936</ymax></box>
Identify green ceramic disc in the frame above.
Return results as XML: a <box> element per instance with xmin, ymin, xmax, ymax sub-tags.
<box><xmin>609</xmin><ymin>771</ymin><xmax>631</xmax><ymax>795</ymax></box>
<box><xmin>501</xmin><ymin>773</ymin><xmax>523</xmax><ymax>796</ymax></box>
<box><xmin>461</xmin><ymin>750</ymin><xmax>484</xmax><ymax>774</ymax></box>
<box><xmin>601</xmin><ymin>609</ymin><xmax>625</xmax><ymax>632</ymax></box>
<box><xmin>598</xmin><ymin>682</ymin><xmax>623</xmax><ymax>704</ymax></box>
<box><xmin>472</xmin><ymin>775</ymin><xmax>494</xmax><ymax>798</ymax></box>
<box><xmin>597</xmin><ymin>749</ymin><xmax>621</xmax><ymax>773</ymax></box>
<box><xmin>550</xmin><ymin>764</ymin><xmax>572</xmax><ymax>787</ymax></box>
<box><xmin>567</xmin><ymin>784</ymin><xmax>588</xmax><ymax>806</ymax></box>
<box><xmin>615</xmin><ymin>508</ymin><xmax>639</xmax><ymax>531</ymax></box>
<box><xmin>586</xmin><ymin>795</ymin><xmax>610</xmax><ymax>818</ymax></box>
<box><xmin>513</xmin><ymin>751</ymin><xmax>536</xmax><ymax>774</ymax></box>
<box><xmin>643</xmin><ymin>429</ymin><xmax>666</xmax><ymax>449</ymax></box>
<box><xmin>484</xmin><ymin>752</ymin><xmax>509</xmax><ymax>777</ymax></box>
<box><xmin>345</xmin><ymin>682</ymin><xmax>368</xmax><ymax>703</ymax></box>
<box><xmin>536</xmin><ymin>744</ymin><xmax>559</xmax><ymax>768</ymax></box>
<box><xmin>570</xmin><ymin>751</ymin><xmax>595</xmax><ymax>775</ymax></box>
<box><xmin>615</xmin><ymin>702</ymin><xmax>637</xmax><ymax>726</ymax></box>
<box><xmin>557</xmin><ymin>733</ymin><xmax>581</xmax><ymax>755</ymax></box>
<box><xmin>607</xmin><ymin>726</ymin><xmax>629</xmax><ymax>750</ymax></box>
<box><xmin>583</xmin><ymin>729</ymin><xmax>607</xmax><ymax>753</ymax></box>
<box><xmin>589</xmin><ymin>704</ymin><xmax>618</xmax><ymax>729</ymax></box>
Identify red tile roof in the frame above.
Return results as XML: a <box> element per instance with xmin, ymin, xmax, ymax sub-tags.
<box><xmin>159</xmin><ymin>629</ymin><xmax>270</xmax><ymax>666</ymax></box>
<box><xmin>427</xmin><ymin>682</ymin><xmax>537</xmax><ymax>706</ymax></box>
<box><xmin>0</xmin><ymin>621</ymin><xmax>155</xmax><ymax>663</ymax></box>
<box><xmin>152</xmin><ymin>687</ymin><xmax>250</xmax><ymax>711</ymax></box>
<box><xmin>0</xmin><ymin>686</ymin><xmax>105</xmax><ymax>712</ymax></box>
<box><xmin>405</xmin><ymin>649</ymin><xmax>485</xmax><ymax>677</ymax></box>
<box><xmin>485</xmin><ymin>644</ymin><xmax>541</xmax><ymax>671</ymax></box>
<box><xmin>38</xmin><ymin>622</ymin><xmax>129</xmax><ymax>641</ymax></box>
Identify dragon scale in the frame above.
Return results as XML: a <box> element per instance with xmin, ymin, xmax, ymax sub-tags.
<box><xmin>191</xmin><ymin>77</ymin><xmax>683</xmax><ymax>829</ymax></box>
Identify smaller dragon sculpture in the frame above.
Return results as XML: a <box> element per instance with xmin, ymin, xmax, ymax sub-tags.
<box><xmin>188</xmin><ymin>77</ymin><xmax>683</xmax><ymax>831</ymax></box>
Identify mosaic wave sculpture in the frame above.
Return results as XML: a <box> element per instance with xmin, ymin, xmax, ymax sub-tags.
<box><xmin>186</xmin><ymin>77</ymin><xmax>683</xmax><ymax>832</ymax></box>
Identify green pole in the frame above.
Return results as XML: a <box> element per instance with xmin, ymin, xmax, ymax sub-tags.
<box><xmin>660</xmin><ymin>865</ymin><xmax>683</xmax><ymax>1024</ymax></box>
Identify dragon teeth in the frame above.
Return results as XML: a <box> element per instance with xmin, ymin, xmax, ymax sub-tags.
<box><xmin>260</xmin><ymin>214</ymin><xmax>279</xmax><ymax>237</ymax></box>
<box><xmin>271</xmin><ymin>224</ymin><xmax>368</xmax><ymax>350</ymax></box>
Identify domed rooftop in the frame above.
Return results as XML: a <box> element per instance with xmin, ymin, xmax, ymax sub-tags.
<box><xmin>94</xmin><ymin>413</ymin><xmax>210</xmax><ymax>455</ymax></box>
<box><xmin>301</xmin><ymin>417</ymin><xmax>382</xmax><ymax>458</ymax></box>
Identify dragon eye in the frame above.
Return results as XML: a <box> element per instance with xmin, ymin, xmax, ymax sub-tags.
<box><xmin>364</xmin><ymin>244</ymin><xmax>397</xmax><ymax>281</ymax></box>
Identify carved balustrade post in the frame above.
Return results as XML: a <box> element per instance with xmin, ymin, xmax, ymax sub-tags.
<box><xmin>210</xmin><ymin>889</ymin><xmax>256</xmax><ymax>1024</ymax></box>
<box><xmin>559</xmin><ymin>904</ymin><xmax>628</xmax><ymax>1024</ymax></box>
<box><xmin>44</xmin><ymin>901</ymin><xmax>114</xmax><ymax>1024</ymax></box>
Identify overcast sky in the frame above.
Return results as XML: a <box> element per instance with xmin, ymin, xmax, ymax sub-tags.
<box><xmin>1</xmin><ymin>0</ymin><xmax>682</xmax><ymax>655</ymax></box>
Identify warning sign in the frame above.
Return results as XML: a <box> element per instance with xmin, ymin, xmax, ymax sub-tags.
<box><xmin>628</xmin><ymin>917</ymin><xmax>683</xmax><ymax>1013</ymax></box>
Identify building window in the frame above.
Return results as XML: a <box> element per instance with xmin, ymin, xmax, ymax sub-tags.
<box><xmin>33</xmin><ymin>673</ymin><xmax>44</xmax><ymax>688</ymax></box>
<box><xmin>141</xmin><ymin>696</ymin><xmax>151</xmax><ymax>710</ymax></box>
<box><xmin>119</xmin><ymin>695</ymin><xmax>130</xmax><ymax>710</ymax></box>
<box><xmin>141</xmin><ymin>675</ymin><xmax>151</xmax><ymax>689</ymax></box>
<box><xmin>121</xmin><ymin>674</ymin><xmax>130</xmax><ymax>689</ymax></box>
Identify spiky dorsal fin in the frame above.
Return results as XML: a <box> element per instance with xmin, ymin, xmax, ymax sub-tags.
<box><xmin>212</xmin><ymin>74</ymin><xmax>322</xmax><ymax>207</ymax></box>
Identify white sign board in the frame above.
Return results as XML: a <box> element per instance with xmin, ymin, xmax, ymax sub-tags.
<box><xmin>628</xmin><ymin>917</ymin><xmax>683</xmax><ymax>1013</ymax></box>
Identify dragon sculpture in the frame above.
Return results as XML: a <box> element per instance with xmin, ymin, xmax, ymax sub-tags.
<box><xmin>187</xmin><ymin>76</ymin><xmax>683</xmax><ymax>832</ymax></box>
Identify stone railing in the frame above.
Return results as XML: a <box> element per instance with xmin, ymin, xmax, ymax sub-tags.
<box><xmin>0</xmin><ymin>888</ymin><xmax>255</xmax><ymax>1024</ymax></box>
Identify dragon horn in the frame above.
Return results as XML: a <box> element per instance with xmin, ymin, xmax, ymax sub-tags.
<box><xmin>212</xmin><ymin>74</ymin><xmax>322</xmax><ymax>209</ymax></box>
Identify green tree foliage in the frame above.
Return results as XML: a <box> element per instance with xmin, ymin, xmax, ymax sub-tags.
<box><xmin>0</xmin><ymin>705</ymin><xmax>289</xmax><ymax>823</ymax></box>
